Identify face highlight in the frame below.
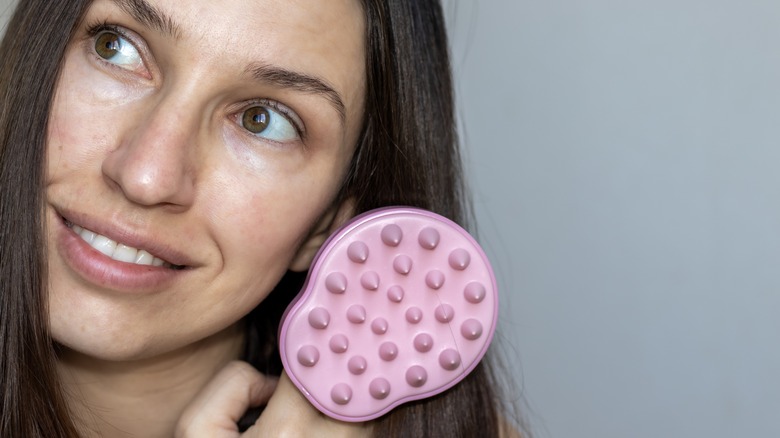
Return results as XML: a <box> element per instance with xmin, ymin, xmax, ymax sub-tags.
<box><xmin>45</xmin><ymin>0</ymin><xmax>366</xmax><ymax>361</ymax></box>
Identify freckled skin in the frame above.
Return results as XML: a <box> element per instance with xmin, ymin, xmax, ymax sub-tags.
<box><xmin>46</xmin><ymin>0</ymin><xmax>366</xmax><ymax>362</ymax></box>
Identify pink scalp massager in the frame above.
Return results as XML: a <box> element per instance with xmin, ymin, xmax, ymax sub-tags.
<box><xmin>279</xmin><ymin>207</ymin><xmax>498</xmax><ymax>422</ymax></box>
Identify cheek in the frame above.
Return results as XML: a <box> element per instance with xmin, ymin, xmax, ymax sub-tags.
<box><xmin>47</xmin><ymin>48</ymin><xmax>151</xmax><ymax>182</ymax></box>
<box><xmin>204</xmin><ymin>163</ymin><xmax>344</xmax><ymax>282</ymax></box>
<box><xmin>46</xmin><ymin>102</ymin><xmax>96</xmax><ymax>189</ymax></box>
<box><xmin>207</xmin><ymin>182</ymin><xmax>309</xmax><ymax>268</ymax></box>
<box><xmin>46</xmin><ymin>103</ymin><xmax>112</xmax><ymax>191</ymax></box>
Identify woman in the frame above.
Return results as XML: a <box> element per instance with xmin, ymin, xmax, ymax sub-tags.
<box><xmin>0</xmin><ymin>0</ymin><xmax>521</xmax><ymax>436</ymax></box>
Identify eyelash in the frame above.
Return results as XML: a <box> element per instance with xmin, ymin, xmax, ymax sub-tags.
<box><xmin>245</xmin><ymin>99</ymin><xmax>306</xmax><ymax>140</ymax></box>
<box><xmin>84</xmin><ymin>20</ymin><xmax>153</xmax><ymax>79</ymax></box>
<box><xmin>85</xmin><ymin>20</ymin><xmax>140</xmax><ymax>59</ymax></box>
<box><xmin>82</xmin><ymin>20</ymin><xmax>306</xmax><ymax>143</ymax></box>
<box><xmin>86</xmin><ymin>19</ymin><xmax>134</xmax><ymax>40</ymax></box>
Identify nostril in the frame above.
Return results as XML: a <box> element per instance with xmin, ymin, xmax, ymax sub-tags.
<box><xmin>102</xmin><ymin>149</ymin><xmax>196</xmax><ymax>208</ymax></box>
<box><xmin>100</xmin><ymin>118</ymin><xmax>197</xmax><ymax>208</ymax></box>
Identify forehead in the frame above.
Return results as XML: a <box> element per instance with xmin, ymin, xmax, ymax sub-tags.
<box><xmin>162</xmin><ymin>0</ymin><xmax>364</xmax><ymax>73</ymax></box>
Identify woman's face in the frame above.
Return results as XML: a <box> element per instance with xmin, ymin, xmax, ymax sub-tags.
<box><xmin>46</xmin><ymin>0</ymin><xmax>366</xmax><ymax>360</ymax></box>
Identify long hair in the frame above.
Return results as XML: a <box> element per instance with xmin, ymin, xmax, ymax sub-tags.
<box><xmin>0</xmin><ymin>0</ymin><xmax>515</xmax><ymax>436</ymax></box>
<box><xmin>342</xmin><ymin>1</ymin><xmax>505</xmax><ymax>435</ymax></box>
<box><xmin>248</xmin><ymin>1</ymin><xmax>508</xmax><ymax>436</ymax></box>
<box><xmin>0</xmin><ymin>0</ymin><xmax>90</xmax><ymax>436</ymax></box>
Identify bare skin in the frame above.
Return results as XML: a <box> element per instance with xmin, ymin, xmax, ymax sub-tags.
<box><xmin>47</xmin><ymin>0</ymin><xmax>369</xmax><ymax>435</ymax></box>
<box><xmin>176</xmin><ymin>365</ymin><xmax>372</xmax><ymax>437</ymax></box>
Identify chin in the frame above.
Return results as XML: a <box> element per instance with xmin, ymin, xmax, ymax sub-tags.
<box><xmin>51</xmin><ymin>310</ymin><xmax>242</xmax><ymax>364</ymax></box>
<box><xmin>53</xmin><ymin>326</ymin><xmax>168</xmax><ymax>363</ymax></box>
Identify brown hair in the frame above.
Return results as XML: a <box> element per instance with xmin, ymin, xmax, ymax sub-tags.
<box><xmin>0</xmin><ymin>1</ymin><xmax>90</xmax><ymax>435</ymax></box>
<box><xmin>0</xmin><ymin>0</ymin><xmax>520</xmax><ymax>436</ymax></box>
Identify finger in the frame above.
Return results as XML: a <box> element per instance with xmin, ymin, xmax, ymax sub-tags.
<box><xmin>175</xmin><ymin>361</ymin><xmax>278</xmax><ymax>438</ymax></box>
<box><xmin>248</xmin><ymin>371</ymin><xmax>371</xmax><ymax>437</ymax></box>
<box><xmin>265</xmin><ymin>371</ymin><xmax>319</xmax><ymax>420</ymax></box>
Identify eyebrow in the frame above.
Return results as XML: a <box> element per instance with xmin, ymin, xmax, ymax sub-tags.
<box><xmin>246</xmin><ymin>63</ymin><xmax>347</xmax><ymax>125</ymax></box>
<box><xmin>112</xmin><ymin>0</ymin><xmax>182</xmax><ymax>39</ymax></box>
<box><xmin>109</xmin><ymin>0</ymin><xmax>346</xmax><ymax>125</ymax></box>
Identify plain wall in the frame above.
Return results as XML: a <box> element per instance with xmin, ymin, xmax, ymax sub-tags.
<box><xmin>3</xmin><ymin>1</ymin><xmax>780</xmax><ymax>437</ymax></box>
<box><xmin>0</xmin><ymin>0</ymin><xmax>11</xmax><ymax>35</ymax></box>
<box><xmin>443</xmin><ymin>1</ymin><xmax>780</xmax><ymax>437</ymax></box>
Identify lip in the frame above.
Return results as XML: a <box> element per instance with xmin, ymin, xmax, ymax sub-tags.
<box><xmin>51</xmin><ymin>206</ymin><xmax>198</xmax><ymax>293</ymax></box>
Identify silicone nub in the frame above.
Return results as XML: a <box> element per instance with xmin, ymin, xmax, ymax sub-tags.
<box><xmin>279</xmin><ymin>207</ymin><xmax>498</xmax><ymax>422</ymax></box>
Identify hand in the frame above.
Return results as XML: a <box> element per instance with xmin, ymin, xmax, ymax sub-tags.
<box><xmin>175</xmin><ymin>361</ymin><xmax>372</xmax><ymax>438</ymax></box>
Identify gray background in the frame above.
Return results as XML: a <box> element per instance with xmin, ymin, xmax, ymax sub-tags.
<box><xmin>3</xmin><ymin>1</ymin><xmax>779</xmax><ymax>437</ymax></box>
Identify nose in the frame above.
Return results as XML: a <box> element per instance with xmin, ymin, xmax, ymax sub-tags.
<box><xmin>101</xmin><ymin>96</ymin><xmax>197</xmax><ymax>209</ymax></box>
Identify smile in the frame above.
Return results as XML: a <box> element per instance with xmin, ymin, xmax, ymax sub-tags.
<box><xmin>65</xmin><ymin>219</ymin><xmax>181</xmax><ymax>269</ymax></box>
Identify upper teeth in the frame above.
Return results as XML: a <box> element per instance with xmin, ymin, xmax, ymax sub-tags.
<box><xmin>69</xmin><ymin>223</ymin><xmax>169</xmax><ymax>267</ymax></box>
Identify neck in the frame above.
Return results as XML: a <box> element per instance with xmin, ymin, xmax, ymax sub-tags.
<box><xmin>57</xmin><ymin>323</ymin><xmax>245</xmax><ymax>438</ymax></box>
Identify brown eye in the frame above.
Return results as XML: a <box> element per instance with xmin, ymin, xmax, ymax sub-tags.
<box><xmin>91</xmin><ymin>29</ymin><xmax>143</xmax><ymax>72</ymax></box>
<box><xmin>95</xmin><ymin>32</ymin><xmax>121</xmax><ymax>60</ymax></box>
<box><xmin>238</xmin><ymin>103</ymin><xmax>300</xmax><ymax>141</ymax></box>
<box><xmin>242</xmin><ymin>107</ymin><xmax>270</xmax><ymax>134</ymax></box>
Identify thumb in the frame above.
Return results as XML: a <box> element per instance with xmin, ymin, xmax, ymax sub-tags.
<box><xmin>175</xmin><ymin>361</ymin><xmax>278</xmax><ymax>438</ymax></box>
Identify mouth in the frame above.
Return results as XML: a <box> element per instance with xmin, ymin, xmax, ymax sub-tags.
<box><xmin>64</xmin><ymin>218</ymin><xmax>186</xmax><ymax>270</ymax></box>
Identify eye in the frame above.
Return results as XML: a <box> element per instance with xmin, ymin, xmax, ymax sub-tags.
<box><xmin>93</xmin><ymin>30</ymin><xmax>144</xmax><ymax>72</ymax></box>
<box><xmin>240</xmin><ymin>105</ymin><xmax>300</xmax><ymax>142</ymax></box>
